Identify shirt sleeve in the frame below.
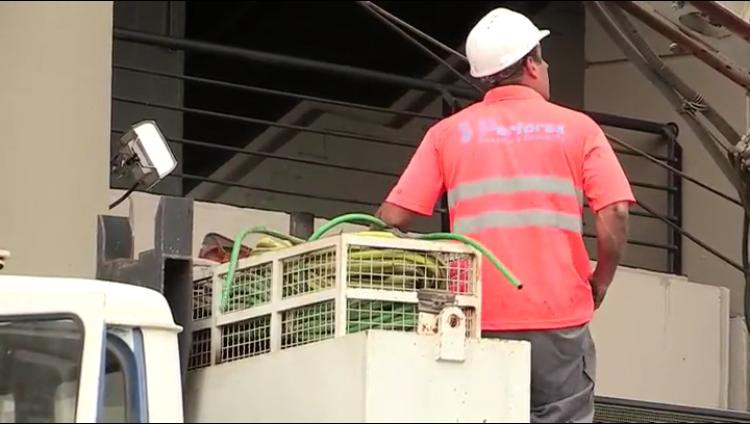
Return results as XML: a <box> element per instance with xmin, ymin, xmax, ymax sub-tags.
<box><xmin>582</xmin><ymin>122</ymin><xmax>636</xmax><ymax>212</ymax></box>
<box><xmin>385</xmin><ymin>127</ymin><xmax>445</xmax><ymax>216</ymax></box>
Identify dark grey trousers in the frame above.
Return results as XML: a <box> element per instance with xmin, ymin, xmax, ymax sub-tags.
<box><xmin>483</xmin><ymin>324</ymin><xmax>596</xmax><ymax>423</ymax></box>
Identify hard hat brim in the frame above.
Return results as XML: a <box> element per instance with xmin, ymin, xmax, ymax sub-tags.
<box><xmin>469</xmin><ymin>29</ymin><xmax>551</xmax><ymax>78</ymax></box>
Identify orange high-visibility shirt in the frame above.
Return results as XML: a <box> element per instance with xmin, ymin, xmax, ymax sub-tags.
<box><xmin>386</xmin><ymin>85</ymin><xmax>636</xmax><ymax>331</ymax></box>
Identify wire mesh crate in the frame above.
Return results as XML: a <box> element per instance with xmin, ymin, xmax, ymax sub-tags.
<box><xmin>188</xmin><ymin>233</ymin><xmax>482</xmax><ymax>369</ymax></box>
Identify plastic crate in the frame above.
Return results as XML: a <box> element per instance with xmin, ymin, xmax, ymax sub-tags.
<box><xmin>188</xmin><ymin>233</ymin><xmax>482</xmax><ymax>369</ymax></box>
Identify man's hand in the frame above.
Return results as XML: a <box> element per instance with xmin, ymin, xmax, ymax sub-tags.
<box><xmin>590</xmin><ymin>275</ymin><xmax>608</xmax><ymax>310</ymax></box>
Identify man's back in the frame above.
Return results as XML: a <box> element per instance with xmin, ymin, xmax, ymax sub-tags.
<box><xmin>385</xmin><ymin>85</ymin><xmax>635</xmax><ymax>331</ymax></box>
<box><xmin>377</xmin><ymin>8</ymin><xmax>634</xmax><ymax>421</ymax></box>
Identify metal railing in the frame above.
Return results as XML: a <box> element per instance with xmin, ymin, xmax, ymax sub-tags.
<box><xmin>595</xmin><ymin>396</ymin><xmax>750</xmax><ymax>422</ymax></box>
<box><xmin>111</xmin><ymin>28</ymin><xmax>686</xmax><ymax>274</ymax></box>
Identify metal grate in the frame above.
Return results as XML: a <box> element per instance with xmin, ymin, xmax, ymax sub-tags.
<box><xmin>192</xmin><ymin>278</ymin><xmax>213</xmax><ymax>321</ymax></box>
<box><xmin>347</xmin><ymin>300</ymin><xmax>417</xmax><ymax>334</ymax></box>
<box><xmin>282</xmin><ymin>248</ymin><xmax>336</xmax><ymax>298</ymax></box>
<box><xmin>594</xmin><ymin>398</ymin><xmax>750</xmax><ymax>423</ymax></box>
<box><xmin>347</xmin><ymin>245</ymin><xmax>476</xmax><ymax>294</ymax></box>
<box><xmin>281</xmin><ymin>301</ymin><xmax>335</xmax><ymax>349</ymax></box>
<box><xmin>220</xmin><ymin>315</ymin><xmax>271</xmax><ymax>363</ymax></box>
<box><xmin>222</xmin><ymin>262</ymin><xmax>273</xmax><ymax>313</ymax></box>
<box><xmin>188</xmin><ymin>329</ymin><xmax>211</xmax><ymax>370</ymax></box>
<box><xmin>463</xmin><ymin>307</ymin><xmax>476</xmax><ymax>338</ymax></box>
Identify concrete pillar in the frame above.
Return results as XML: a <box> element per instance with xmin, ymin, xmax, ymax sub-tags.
<box><xmin>0</xmin><ymin>1</ymin><xmax>113</xmax><ymax>277</ymax></box>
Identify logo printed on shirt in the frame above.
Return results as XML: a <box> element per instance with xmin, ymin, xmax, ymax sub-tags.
<box><xmin>458</xmin><ymin>120</ymin><xmax>565</xmax><ymax>144</ymax></box>
<box><xmin>459</xmin><ymin>122</ymin><xmax>473</xmax><ymax>144</ymax></box>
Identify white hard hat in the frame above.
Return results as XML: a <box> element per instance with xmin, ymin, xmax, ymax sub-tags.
<box><xmin>466</xmin><ymin>8</ymin><xmax>550</xmax><ymax>78</ymax></box>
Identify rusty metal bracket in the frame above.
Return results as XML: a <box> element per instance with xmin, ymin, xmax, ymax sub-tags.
<box><xmin>688</xmin><ymin>1</ymin><xmax>750</xmax><ymax>44</ymax></box>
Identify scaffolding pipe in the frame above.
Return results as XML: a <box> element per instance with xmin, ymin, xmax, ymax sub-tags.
<box><xmin>604</xmin><ymin>3</ymin><xmax>740</xmax><ymax>144</ymax></box>
<box><xmin>587</xmin><ymin>2</ymin><xmax>744</xmax><ymax>195</ymax></box>
<box><xmin>615</xmin><ymin>1</ymin><xmax>750</xmax><ymax>91</ymax></box>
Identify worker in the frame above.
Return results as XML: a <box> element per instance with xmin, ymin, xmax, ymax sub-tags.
<box><xmin>376</xmin><ymin>7</ymin><xmax>634</xmax><ymax>423</ymax></box>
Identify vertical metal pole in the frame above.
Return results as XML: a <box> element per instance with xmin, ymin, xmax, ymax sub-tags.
<box><xmin>667</xmin><ymin>136</ymin><xmax>683</xmax><ymax>274</ymax></box>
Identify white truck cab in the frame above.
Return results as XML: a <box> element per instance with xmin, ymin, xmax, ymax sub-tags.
<box><xmin>0</xmin><ymin>276</ymin><xmax>183</xmax><ymax>423</ymax></box>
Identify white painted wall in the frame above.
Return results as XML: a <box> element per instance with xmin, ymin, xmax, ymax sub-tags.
<box><xmin>590</xmin><ymin>265</ymin><xmax>730</xmax><ymax>409</ymax></box>
<box><xmin>0</xmin><ymin>1</ymin><xmax>113</xmax><ymax>278</ymax></box>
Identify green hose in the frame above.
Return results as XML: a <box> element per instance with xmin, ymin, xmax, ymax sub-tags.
<box><xmin>308</xmin><ymin>213</ymin><xmax>388</xmax><ymax>241</ymax></box>
<box><xmin>306</xmin><ymin>213</ymin><xmax>521</xmax><ymax>289</ymax></box>
<box><xmin>221</xmin><ymin>213</ymin><xmax>523</xmax><ymax>312</ymax></box>
<box><xmin>220</xmin><ymin>227</ymin><xmax>304</xmax><ymax>312</ymax></box>
<box><xmin>415</xmin><ymin>233</ymin><xmax>522</xmax><ymax>289</ymax></box>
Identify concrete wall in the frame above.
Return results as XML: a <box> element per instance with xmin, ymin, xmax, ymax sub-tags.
<box><xmin>0</xmin><ymin>1</ymin><xmax>113</xmax><ymax>278</ymax></box>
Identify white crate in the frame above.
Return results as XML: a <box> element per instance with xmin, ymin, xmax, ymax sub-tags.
<box><xmin>188</xmin><ymin>234</ymin><xmax>482</xmax><ymax>370</ymax></box>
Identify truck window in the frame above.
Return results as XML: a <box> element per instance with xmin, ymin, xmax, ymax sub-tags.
<box><xmin>0</xmin><ymin>317</ymin><xmax>83</xmax><ymax>423</ymax></box>
<box><xmin>100</xmin><ymin>332</ymin><xmax>146</xmax><ymax>423</ymax></box>
<box><xmin>100</xmin><ymin>346</ymin><xmax>127</xmax><ymax>423</ymax></box>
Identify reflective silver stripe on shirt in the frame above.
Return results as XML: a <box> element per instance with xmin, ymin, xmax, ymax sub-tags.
<box><xmin>447</xmin><ymin>176</ymin><xmax>583</xmax><ymax>208</ymax></box>
<box><xmin>453</xmin><ymin>209</ymin><xmax>583</xmax><ymax>234</ymax></box>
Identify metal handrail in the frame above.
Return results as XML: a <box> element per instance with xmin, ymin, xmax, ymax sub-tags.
<box><xmin>111</xmin><ymin>29</ymin><xmax>689</xmax><ymax>273</ymax></box>
<box><xmin>113</xmin><ymin>97</ymin><xmax>419</xmax><ymax>148</ymax></box>
<box><xmin>110</xmin><ymin>128</ymin><xmax>403</xmax><ymax>178</ymax></box>
<box><xmin>113</xmin><ymin>28</ymin><xmax>477</xmax><ymax>98</ymax></box>
<box><xmin>113</xmin><ymin>28</ymin><xmax>680</xmax><ymax>138</ymax></box>
<box><xmin>112</xmin><ymin>97</ymin><xmax>678</xmax><ymax>196</ymax></box>
<box><xmin>161</xmin><ymin>172</ymin><xmax>677</xmax><ymax>253</ymax></box>
<box><xmin>112</xmin><ymin>64</ymin><xmax>676</xmax><ymax>162</ymax></box>
<box><xmin>114</xmin><ymin>64</ymin><xmax>443</xmax><ymax>121</ymax></box>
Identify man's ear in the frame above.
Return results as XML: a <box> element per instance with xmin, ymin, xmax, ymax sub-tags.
<box><xmin>524</xmin><ymin>56</ymin><xmax>541</xmax><ymax>80</ymax></box>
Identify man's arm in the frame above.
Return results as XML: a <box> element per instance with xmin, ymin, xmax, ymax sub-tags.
<box><xmin>581</xmin><ymin>120</ymin><xmax>636</xmax><ymax>309</ymax></box>
<box><xmin>590</xmin><ymin>201</ymin><xmax>630</xmax><ymax>309</ymax></box>
<box><xmin>376</xmin><ymin>202</ymin><xmax>420</xmax><ymax>231</ymax></box>
<box><xmin>379</xmin><ymin>126</ymin><xmax>444</xmax><ymax>230</ymax></box>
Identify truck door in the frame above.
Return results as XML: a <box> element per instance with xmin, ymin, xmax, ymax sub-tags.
<box><xmin>0</xmin><ymin>286</ymin><xmax>105</xmax><ymax>423</ymax></box>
